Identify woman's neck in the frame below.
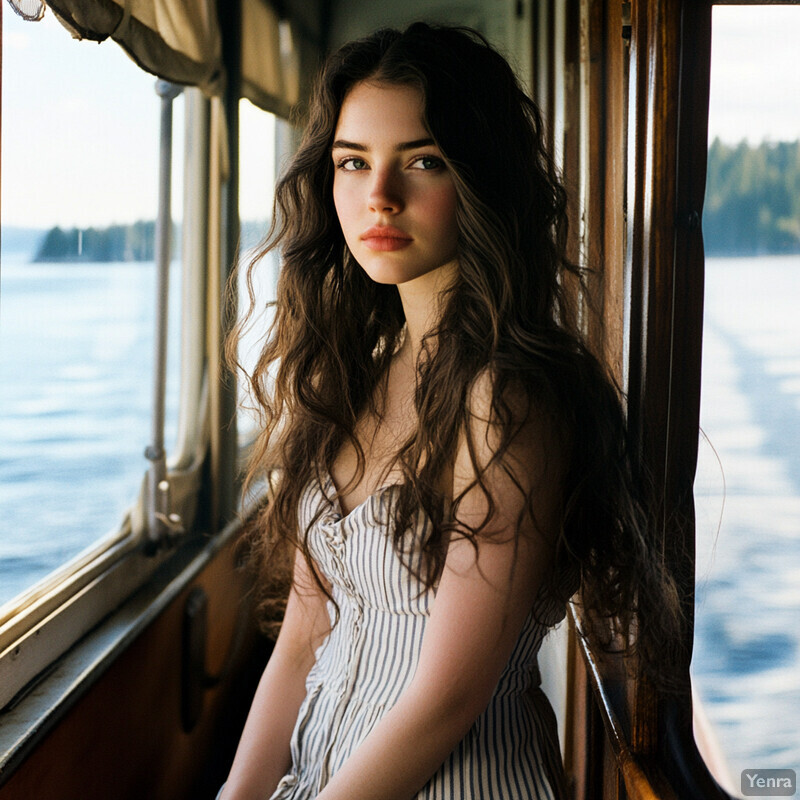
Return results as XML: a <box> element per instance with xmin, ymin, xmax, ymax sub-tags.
<box><xmin>396</xmin><ymin>259</ymin><xmax>458</xmax><ymax>359</ymax></box>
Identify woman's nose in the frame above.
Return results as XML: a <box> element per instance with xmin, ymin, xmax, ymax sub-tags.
<box><xmin>368</xmin><ymin>169</ymin><xmax>404</xmax><ymax>214</ymax></box>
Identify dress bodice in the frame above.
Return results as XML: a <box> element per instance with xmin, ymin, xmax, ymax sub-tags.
<box><xmin>268</xmin><ymin>471</ymin><xmax>568</xmax><ymax>800</ymax></box>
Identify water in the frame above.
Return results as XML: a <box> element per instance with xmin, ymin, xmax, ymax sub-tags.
<box><xmin>0</xmin><ymin>256</ymin><xmax>181</xmax><ymax>604</ymax></box>
<box><xmin>694</xmin><ymin>254</ymin><xmax>800</xmax><ymax>779</ymax></box>
<box><xmin>0</xmin><ymin>252</ymin><xmax>798</xmax><ymax>777</ymax></box>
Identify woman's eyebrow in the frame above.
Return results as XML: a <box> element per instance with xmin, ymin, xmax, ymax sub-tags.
<box><xmin>331</xmin><ymin>137</ymin><xmax>437</xmax><ymax>152</ymax></box>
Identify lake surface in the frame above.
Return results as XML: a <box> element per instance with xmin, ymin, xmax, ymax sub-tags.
<box><xmin>694</xmin><ymin>254</ymin><xmax>800</xmax><ymax>780</ymax></box>
<box><xmin>0</xmin><ymin>253</ymin><xmax>798</xmax><ymax>779</ymax></box>
<box><xmin>0</xmin><ymin>257</ymin><xmax>181</xmax><ymax>602</ymax></box>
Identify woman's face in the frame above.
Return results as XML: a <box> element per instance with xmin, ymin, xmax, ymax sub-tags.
<box><xmin>332</xmin><ymin>81</ymin><xmax>459</xmax><ymax>287</ymax></box>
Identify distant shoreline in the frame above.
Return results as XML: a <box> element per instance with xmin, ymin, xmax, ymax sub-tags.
<box><xmin>3</xmin><ymin>198</ymin><xmax>796</xmax><ymax>264</ymax></box>
<box><xmin>32</xmin><ymin>221</ymin><xmax>161</xmax><ymax>264</ymax></box>
<box><xmin>2</xmin><ymin>219</ymin><xmax>267</xmax><ymax>264</ymax></box>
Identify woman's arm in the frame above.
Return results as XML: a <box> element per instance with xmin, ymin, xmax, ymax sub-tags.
<box><xmin>316</xmin><ymin>376</ymin><xmax>563</xmax><ymax>800</ymax></box>
<box><xmin>221</xmin><ymin>553</ymin><xmax>332</xmax><ymax>800</ymax></box>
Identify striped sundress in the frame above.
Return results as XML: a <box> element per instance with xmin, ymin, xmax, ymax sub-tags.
<box><xmin>269</xmin><ymin>471</ymin><xmax>568</xmax><ymax>800</ymax></box>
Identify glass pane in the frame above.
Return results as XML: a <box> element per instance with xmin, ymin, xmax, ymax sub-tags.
<box><xmin>237</xmin><ymin>99</ymin><xmax>279</xmax><ymax>442</ymax></box>
<box><xmin>0</xmin><ymin>12</ymin><xmax>183</xmax><ymax>608</ymax></box>
<box><xmin>693</xmin><ymin>5</ymin><xmax>800</xmax><ymax>785</ymax></box>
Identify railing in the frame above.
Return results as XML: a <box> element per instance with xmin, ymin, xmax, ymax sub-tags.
<box><xmin>566</xmin><ymin>606</ymin><xmax>736</xmax><ymax>800</ymax></box>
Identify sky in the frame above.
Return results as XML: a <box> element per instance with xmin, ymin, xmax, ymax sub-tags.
<box><xmin>1</xmin><ymin>5</ymin><xmax>799</xmax><ymax>229</ymax></box>
<box><xmin>708</xmin><ymin>5</ymin><xmax>800</xmax><ymax>144</ymax></box>
<box><xmin>1</xmin><ymin>9</ymin><xmax>275</xmax><ymax>229</ymax></box>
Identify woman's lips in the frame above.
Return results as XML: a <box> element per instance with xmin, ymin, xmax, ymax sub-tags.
<box><xmin>361</xmin><ymin>226</ymin><xmax>412</xmax><ymax>251</ymax></box>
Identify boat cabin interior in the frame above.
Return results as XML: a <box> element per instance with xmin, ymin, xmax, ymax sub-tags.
<box><xmin>0</xmin><ymin>0</ymin><xmax>793</xmax><ymax>798</ymax></box>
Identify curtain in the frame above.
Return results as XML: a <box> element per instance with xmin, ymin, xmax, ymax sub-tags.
<box><xmin>45</xmin><ymin>0</ymin><xmax>222</xmax><ymax>94</ymax></box>
<box><xmin>43</xmin><ymin>0</ymin><xmax>308</xmax><ymax>115</ymax></box>
<box><xmin>241</xmin><ymin>2</ymin><xmax>300</xmax><ymax>118</ymax></box>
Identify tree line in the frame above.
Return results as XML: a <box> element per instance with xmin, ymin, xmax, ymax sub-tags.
<box><xmin>34</xmin><ymin>221</ymin><xmax>162</xmax><ymax>263</ymax></box>
<box><xmin>33</xmin><ymin>219</ymin><xmax>268</xmax><ymax>263</ymax></box>
<box><xmin>704</xmin><ymin>138</ymin><xmax>800</xmax><ymax>256</ymax></box>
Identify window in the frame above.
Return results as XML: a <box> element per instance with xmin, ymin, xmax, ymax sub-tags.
<box><xmin>237</xmin><ymin>99</ymin><xmax>290</xmax><ymax>444</ymax></box>
<box><xmin>0</xmin><ymin>11</ymin><xmax>186</xmax><ymax>613</ymax></box>
<box><xmin>693</xmin><ymin>4</ymin><xmax>800</xmax><ymax>783</ymax></box>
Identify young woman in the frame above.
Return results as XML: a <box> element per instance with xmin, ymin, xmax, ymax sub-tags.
<box><xmin>221</xmin><ymin>23</ymin><xmax>681</xmax><ymax>800</ymax></box>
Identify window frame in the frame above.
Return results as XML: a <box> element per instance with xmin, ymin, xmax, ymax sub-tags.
<box><xmin>0</xmin><ymin>86</ymin><xmax>211</xmax><ymax>713</ymax></box>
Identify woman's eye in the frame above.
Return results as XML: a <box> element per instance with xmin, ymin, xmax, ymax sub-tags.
<box><xmin>411</xmin><ymin>156</ymin><xmax>444</xmax><ymax>170</ymax></box>
<box><xmin>337</xmin><ymin>157</ymin><xmax>368</xmax><ymax>171</ymax></box>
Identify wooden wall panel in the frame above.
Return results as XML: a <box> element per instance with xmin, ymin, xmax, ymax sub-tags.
<box><xmin>0</xmin><ymin>540</ymin><xmax>267</xmax><ymax>800</ymax></box>
<box><xmin>625</xmin><ymin>2</ymin><xmax>733</xmax><ymax>797</ymax></box>
<box><xmin>558</xmin><ymin>0</ymin><xmax>735</xmax><ymax>796</ymax></box>
<box><xmin>626</xmin><ymin>0</ymin><xmax>712</xmax><ymax>669</ymax></box>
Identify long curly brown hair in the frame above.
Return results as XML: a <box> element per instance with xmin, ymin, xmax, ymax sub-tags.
<box><xmin>231</xmin><ymin>23</ymin><xmax>683</xmax><ymax>688</ymax></box>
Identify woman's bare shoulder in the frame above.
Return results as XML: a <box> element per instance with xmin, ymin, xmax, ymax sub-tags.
<box><xmin>465</xmin><ymin>366</ymin><xmax>567</xmax><ymax>469</ymax></box>
<box><xmin>455</xmin><ymin>366</ymin><xmax>567</xmax><ymax>539</ymax></box>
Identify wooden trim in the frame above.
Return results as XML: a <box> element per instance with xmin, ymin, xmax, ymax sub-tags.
<box><xmin>563</xmin><ymin>612</ymin><xmax>603</xmax><ymax>799</ymax></box>
<box><xmin>0</xmin><ymin>518</ymin><xmax>266</xmax><ymax>799</ymax></box>
<box><xmin>215</xmin><ymin>0</ymin><xmax>242</xmax><ymax>530</ymax></box>
<box><xmin>571</xmin><ymin>608</ymin><xmax>679</xmax><ymax>800</ymax></box>
<box><xmin>626</xmin><ymin>0</ymin><xmax>709</xmax><ymax>665</ymax></box>
<box><xmin>561</xmin><ymin>0</ymin><xmax>582</xmax><ymax>316</ymax></box>
<box><xmin>626</xmin><ymin>0</ymin><xmax>697</xmax><ymax>766</ymax></box>
<box><xmin>622</xmin><ymin>1</ymin><xmax>735</xmax><ymax>796</ymax></box>
<box><xmin>561</xmin><ymin>0</ymin><xmax>741</xmax><ymax>796</ymax></box>
<box><xmin>545</xmin><ymin>0</ymin><xmax>557</xmax><ymax>152</ymax></box>
<box><xmin>598</xmin><ymin>0</ymin><xmax>628</xmax><ymax>385</ymax></box>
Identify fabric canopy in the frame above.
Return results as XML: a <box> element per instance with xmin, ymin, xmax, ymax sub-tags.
<box><xmin>44</xmin><ymin>0</ymin><xmax>310</xmax><ymax>115</ymax></box>
<box><xmin>241</xmin><ymin>2</ymin><xmax>300</xmax><ymax>118</ymax></box>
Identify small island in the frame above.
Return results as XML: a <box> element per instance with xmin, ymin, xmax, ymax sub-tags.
<box><xmin>30</xmin><ymin>219</ymin><xmax>267</xmax><ymax>263</ymax></box>
<box><xmin>33</xmin><ymin>221</ymin><xmax>162</xmax><ymax>263</ymax></box>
